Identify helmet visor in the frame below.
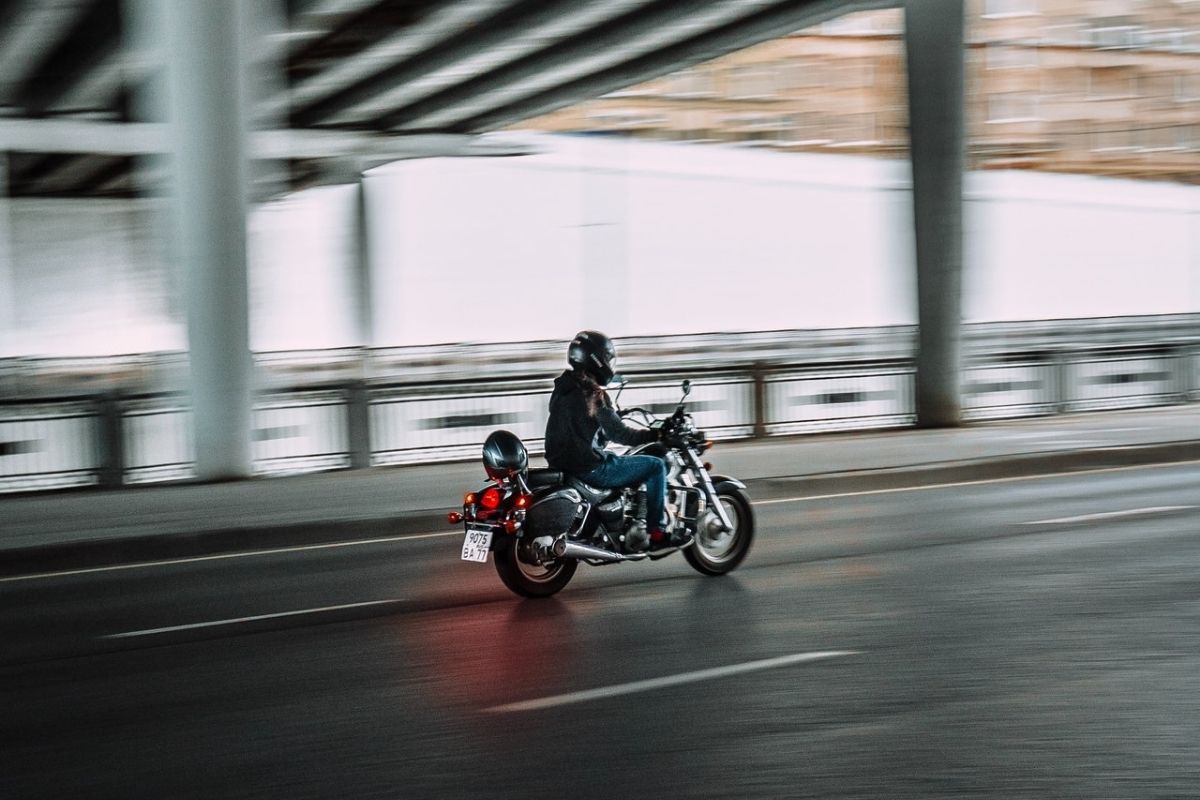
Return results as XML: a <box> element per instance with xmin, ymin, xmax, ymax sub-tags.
<box><xmin>605</xmin><ymin>355</ymin><xmax>618</xmax><ymax>384</ymax></box>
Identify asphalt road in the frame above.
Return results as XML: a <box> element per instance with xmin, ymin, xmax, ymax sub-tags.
<box><xmin>2</xmin><ymin>461</ymin><xmax>1198</xmax><ymax>799</ymax></box>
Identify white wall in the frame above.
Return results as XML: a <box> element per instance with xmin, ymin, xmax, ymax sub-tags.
<box><xmin>4</xmin><ymin>199</ymin><xmax>179</xmax><ymax>357</ymax></box>
<box><xmin>248</xmin><ymin>184</ymin><xmax>358</xmax><ymax>352</ymax></box>
<box><xmin>368</xmin><ymin>155</ymin><xmax>590</xmax><ymax>346</ymax></box>
<box><xmin>965</xmin><ymin>170</ymin><xmax>1200</xmax><ymax>322</ymax></box>
<box><xmin>369</xmin><ymin>136</ymin><xmax>918</xmax><ymax>345</ymax></box>
<box><xmin>1</xmin><ymin>188</ymin><xmax>360</xmax><ymax>358</ymax></box>
<box><xmin>2</xmin><ymin>134</ymin><xmax>1198</xmax><ymax>357</ymax></box>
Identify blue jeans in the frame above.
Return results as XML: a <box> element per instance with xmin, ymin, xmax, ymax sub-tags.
<box><xmin>582</xmin><ymin>452</ymin><xmax>667</xmax><ymax>531</ymax></box>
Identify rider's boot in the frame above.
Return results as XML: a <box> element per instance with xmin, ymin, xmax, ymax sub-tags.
<box><xmin>647</xmin><ymin>508</ymin><xmax>693</xmax><ymax>551</ymax></box>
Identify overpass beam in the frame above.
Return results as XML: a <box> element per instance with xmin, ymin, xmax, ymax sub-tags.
<box><xmin>163</xmin><ymin>0</ymin><xmax>253</xmax><ymax>480</ymax></box>
<box><xmin>905</xmin><ymin>0</ymin><xmax>965</xmax><ymax>427</ymax></box>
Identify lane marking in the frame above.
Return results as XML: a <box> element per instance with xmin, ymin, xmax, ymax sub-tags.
<box><xmin>1022</xmin><ymin>505</ymin><xmax>1197</xmax><ymax>526</ymax></box>
<box><xmin>485</xmin><ymin>650</ymin><xmax>860</xmax><ymax>713</ymax></box>
<box><xmin>101</xmin><ymin>599</ymin><xmax>400</xmax><ymax>639</ymax></box>
<box><xmin>757</xmin><ymin>459</ymin><xmax>1200</xmax><ymax>506</ymax></box>
<box><xmin>3</xmin><ymin>459</ymin><xmax>1198</xmax><ymax>585</ymax></box>
<box><xmin>0</xmin><ymin>530</ymin><xmax>457</xmax><ymax>585</ymax></box>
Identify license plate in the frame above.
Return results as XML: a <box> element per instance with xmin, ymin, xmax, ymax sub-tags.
<box><xmin>461</xmin><ymin>523</ymin><xmax>495</xmax><ymax>563</ymax></box>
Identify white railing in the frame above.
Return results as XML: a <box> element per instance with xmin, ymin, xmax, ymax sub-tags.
<box><xmin>1</xmin><ymin>319</ymin><xmax>1197</xmax><ymax>493</ymax></box>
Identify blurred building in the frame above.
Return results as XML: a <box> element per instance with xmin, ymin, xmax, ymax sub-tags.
<box><xmin>522</xmin><ymin>0</ymin><xmax>1200</xmax><ymax>183</ymax></box>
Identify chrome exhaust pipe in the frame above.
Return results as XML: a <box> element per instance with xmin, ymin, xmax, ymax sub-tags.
<box><xmin>553</xmin><ymin>537</ymin><xmax>647</xmax><ymax>562</ymax></box>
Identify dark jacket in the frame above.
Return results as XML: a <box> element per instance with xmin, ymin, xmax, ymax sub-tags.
<box><xmin>544</xmin><ymin>369</ymin><xmax>656</xmax><ymax>474</ymax></box>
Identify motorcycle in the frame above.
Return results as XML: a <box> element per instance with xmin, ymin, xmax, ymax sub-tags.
<box><xmin>448</xmin><ymin>377</ymin><xmax>755</xmax><ymax>597</ymax></box>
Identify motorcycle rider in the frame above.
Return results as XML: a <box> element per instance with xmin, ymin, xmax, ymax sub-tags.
<box><xmin>544</xmin><ymin>330</ymin><xmax>690</xmax><ymax>551</ymax></box>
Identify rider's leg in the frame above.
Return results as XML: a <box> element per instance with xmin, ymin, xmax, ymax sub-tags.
<box><xmin>582</xmin><ymin>453</ymin><xmax>668</xmax><ymax>530</ymax></box>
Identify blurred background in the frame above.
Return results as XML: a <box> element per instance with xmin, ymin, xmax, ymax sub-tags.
<box><xmin>0</xmin><ymin>0</ymin><xmax>1198</xmax><ymax>489</ymax></box>
<box><xmin>2</xmin><ymin>5</ymin><xmax>1200</xmax><ymax>797</ymax></box>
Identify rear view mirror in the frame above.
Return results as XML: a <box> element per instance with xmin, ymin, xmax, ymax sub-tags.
<box><xmin>611</xmin><ymin>373</ymin><xmax>628</xmax><ymax>406</ymax></box>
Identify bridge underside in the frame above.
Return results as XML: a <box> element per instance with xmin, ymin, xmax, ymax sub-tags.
<box><xmin>0</xmin><ymin>0</ymin><xmax>892</xmax><ymax>198</ymax></box>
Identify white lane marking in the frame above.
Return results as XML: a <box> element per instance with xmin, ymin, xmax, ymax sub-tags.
<box><xmin>1022</xmin><ymin>505</ymin><xmax>1196</xmax><ymax>526</ymax></box>
<box><xmin>485</xmin><ymin>650</ymin><xmax>860</xmax><ymax>713</ymax></box>
<box><xmin>102</xmin><ymin>599</ymin><xmax>399</xmax><ymax>639</ymax></box>
<box><xmin>0</xmin><ymin>530</ymin><xmax>457</xmax><ymax>585</ymax></box>
<box><xmin>756</xmin><ymin>459</ymin><xmax>1200</xmax><ymax>506</ymax></box>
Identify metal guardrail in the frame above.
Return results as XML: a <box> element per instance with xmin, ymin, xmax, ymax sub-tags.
<box><xmin>0</xmin><ymin>400</ymin><xmax>99</xmax><ymax>492</ymax></box>
<box><xmin>1</xmin><ymin>325</ymin><xmax>1197</xmax><ymax>494</ymax></box>
<box><xmin>5</xmin><ymin>314</ymin><xmax>1197</xmax><ymax>397</ymax></box>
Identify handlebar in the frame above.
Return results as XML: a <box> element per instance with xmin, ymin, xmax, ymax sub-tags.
<box><xmin>613</xmin><ymin>379</ymin><xmax>706</xmax><ymax>448</ymax></box>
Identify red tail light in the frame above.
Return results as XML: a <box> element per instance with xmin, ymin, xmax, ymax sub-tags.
<box><xmin>480</xmin><ymin>487</ymin><xmax>502</xmax><ymax>510</ymax></box>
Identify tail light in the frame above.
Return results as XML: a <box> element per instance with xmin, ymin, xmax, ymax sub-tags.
<box><xmin>480</xmin><ymin>487</ymin><xmax>503</xmax><ymax>510</ymax></box>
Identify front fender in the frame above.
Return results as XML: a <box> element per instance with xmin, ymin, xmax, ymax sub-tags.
<box><xmin>707</xmin><ymin>474</ymin><xmax>747</xmax><ymax>490</ymax></box>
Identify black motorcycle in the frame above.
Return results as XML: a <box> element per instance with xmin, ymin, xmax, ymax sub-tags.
<box><xmin>449</xmin><ymin>377</ymin><xmax>755</xmax><ymax>597</ymax></box>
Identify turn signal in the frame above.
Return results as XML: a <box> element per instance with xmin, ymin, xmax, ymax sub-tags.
<box><xmin>480</xmin><ymin>487</ymin><xmax>502</xmax><ymax>510</ymax></box>
<box><xmin>514</xmin><ymin>493</ymin><xmax>531</xmax><ymax>510</ymax></box>
<box><xmin>503</xmin><ymin>519</ymin><xmax>520</xmax><ymax>535</ymax></box>
<box><xmin>464</xmin><ymin>492</ymin><xmax>476</xmax><ymax>505</ymax></box>
<box><xmin>703</xmin><ymin>462</ymin><xmax>713</xmax><ymax>472</ymax></box>
<box><xmin>447</xmin><ymin>511</ymin><xmax>463</xmax><ymax>525</ymax></box>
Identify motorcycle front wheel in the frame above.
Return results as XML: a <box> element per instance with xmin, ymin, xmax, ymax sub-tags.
<box><xmin>684</xmin><ymin>482</ymin><xmax>754</xmax><ymax>576</ymax></box>
<box><xmin>493</xmin><ymin>537</ymin><xmax>578</xmax><ymax>598</ymax></box>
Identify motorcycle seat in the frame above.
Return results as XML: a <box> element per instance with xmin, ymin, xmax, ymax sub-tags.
<box><xmin>566</xmin><ymin>476</ymin><xmax>616</xmax><ymax>504</ymax></box>
<box><xmin>526</xmin><ymin>468</ymin><xmax>563</xmax><ymax>488</ymax></box>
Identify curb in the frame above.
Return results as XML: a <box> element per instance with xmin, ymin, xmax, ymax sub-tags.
<box><xmin>2</xmin><ymin>440</ymin><xmax>1197</xmax><ymax>579</ymax></box>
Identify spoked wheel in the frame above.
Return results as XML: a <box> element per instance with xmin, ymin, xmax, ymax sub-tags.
<box><xmin>684</xmin><ymin>482</ymin><xmax>754</xmax><ymax>576</ymax></box>
<box><xmin>494</xmin><ymin>537</ymin><xmax>578</xmax><ymax>598</ymax></box>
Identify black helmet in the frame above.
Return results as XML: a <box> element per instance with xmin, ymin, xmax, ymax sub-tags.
<box><xmin>567</xmin><ymin>330</ymin><xmax>617</xmax><ymax>385</ymax></box>
<box><xmin>482</xmin><ymin>430</ymin><xmax>528</xmax><ymax>480</ymax></box>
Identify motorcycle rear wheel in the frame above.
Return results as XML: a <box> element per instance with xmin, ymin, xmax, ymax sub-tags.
<box><xmin>684</xmin><ymin>483</ymin><xmax>754</xmax><ymax>576</ymax></box>
<box><xmin>494</xmin><ymin>537</ymin><xmax>578</xmax><ymax>598</ymax></box>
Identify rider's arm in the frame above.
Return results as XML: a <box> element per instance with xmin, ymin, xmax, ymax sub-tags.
<box><xmin>595</xmin><ymin>403</ymin><xmax>657</xmax><ymax>447</ymax></box>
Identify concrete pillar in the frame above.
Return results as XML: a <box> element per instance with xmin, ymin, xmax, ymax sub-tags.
<box><xmin>904</xmin><ymin>0</ymin><xmax>966</xmax><ymax>427</ymax></box>
<box><xmin>353</xmin><ymin>176</ymin><xmax>375</xmax><ymax>350</ymax></box>
<box><xmin>0</xmin><ymin>154</ymin><xmax>15</xmax><ymax>353</ymax></box>
<box><xmin>348</xmin><ymin>176</ymin><xmax>374</xmax><ymax>469</ymax></box>
<box><xmin>164</xmin><ymin>0</ymin><xmax>253</xmax><ymax>480</ymax></box>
